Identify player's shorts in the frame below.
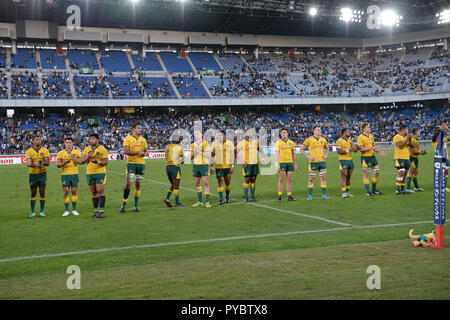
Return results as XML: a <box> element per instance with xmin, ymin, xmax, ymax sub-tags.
<box><xmin>395</xmin><ymin>158</ymin><xmax>411</xmax><ymax>170</ymax></box>
<box><xmin>193</xmin><ymin>164</ymin><xmax>209</xmax><ymax>177</ymax></box>
<box><xmin>126</xmin><ymin>163</ymin><xmax>146</xmax><ymax>175</ymax></box>
<box><xmin>29</xmin><ymin>173</ymin><xmax>47</xmax><ymax>187</ymax></box>
<box><xmin>339</xmin><ymin>160</ymin><xmax>355</xmax><ymax>170</ymax></box>
<box><xmin>361</xmin><ymin>156</ymin><xmax>378</xmax><ymax>168</ymax></box>
<box><xmin>216</xmin><ymin>168</ymin><xmax>232</xmax><ymax>178</ymax></box>
<box><xmin>280</xmin><ymin>162</ymin><xmax>295</xmax><ymax>172</ymax></box>
<box><xmin>410</xmin><ymin>156</ymin><xmax>419</xmax><ymax>169</ymax></box>
<box><xmin>166</xmin><ymin>165</ymin><xmax>181</xmax><ymax>180</ymax></box>
<box><xmin>61</xmin><ymin>174</ymin><xmax>79</xmax><ymax>188</ymax></box>
<box><xmin>87</xmin><ymin>173</ymin><xmax>106</xmax><ymax>186</ymax></box>
<box><xmin>309</xmin><ymin>161</ymin><xmax>326</xmax><ymax>171</ymax></box>
<box><xmin>243</xmin><ymin>164</ymin><xmax>259</xmax><ymax>177</ymax></box>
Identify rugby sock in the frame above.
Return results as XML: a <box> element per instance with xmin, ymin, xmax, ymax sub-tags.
<box><xmin>400</xmin><ymin>183</ymin><xmax>405</xmax><ymax>192</ymax></box>
<box><xmin>218</xmin><ymin>186</ymin><xmax>224</xmax><ymax>201</ymax></box>
<box><xmin>99</xmin><ymin>195</ymin><xmax>106</xmax><ymax>212</ymax></box>
<box><xmin>413</xmin><ymin>177</ymin><xmax>419</xmax><ymax>189</ymax></box>
<box><xmin>346</xmin><ymin>185</ymin><xmax>351</xmax><ymax>192</ymax></box>
<box><xmin>166</xmin><ymin>189</ymin><xmax>173</xmax><ymax>200</ymax></box>
<box><xmin>406</xmin><ymin>176</ymin><xmax>412</xmax><ymax>190</ymax></box>
<box><xmin>71</xmin><ymin>195</ymin><xmax>78</xmax><ymax>211</ymax></box>
<box><xmin>342</xmin><ymin>187</ymin><xmax>347</xmax><ymax>195</ymax></box>
<box><xmin>174</xmin><ymin>189</ymin><xmax>180</xmax><ymax>205</ymax></box>
<box><xmin>205</xmin><ymin>192</ymin><xmax>210</xmax><ymax>204</ymax></box>
<box><xmin>225</xmin><ymin>185</ymin><xmax>231</xmax><ymax>199</ymax></box>
<box><xmin>30</xmin><ymin>197</ymin><xmax>37</xmax><ymax>213</ymax></box>
<box><xmin>445</xmin><ymin>174</ymin><xmax>448</xmax><ymax>189</ymax></box>
<box><xmin>363</xmin><ymin>179</ymin><xmax>370</xmax><ymax>193</ymax></box>
<box><xmin>250</xmin><ymin>183</ymin><xmax>256</xmax><ymax>198</ymax></box>
<box><xmin>134</xmin><ymin>190</ymin><xmax>141</xmax><ymax>208</ymax></box>
<box><xmin>321</xmin><ymin>184</ymin><xmax>327</xmax><ymax>196</ymax></box>
<box><xmin>287</xmin><ymin>192</ymin><xmax>292</xmax><ymax>199</ymax></box>
<box><xmin>396</xmin><ymin>182</ymin><xmax>402</xmax><ymax>192</ymax></box>
<box><xmin>64</xmin><ymin>197</ymin><xmax>70</xmax><ymax>211</ymax></box>
<box><xmin>92</xmin><ymin>197</ymin><xmax>99</xmax><ymax>213</ymax></box>
<box><xmin>243</xmin><ymin>183</ymin><xmax>249</xmax><ymax>199</ymax></box>
<box><xmin>39</xmin><ymin>198</ymin><xmax>46</xmax><ymax>213</ymax></box>
<box><xmin>278</xmin><ymin>191</ymin><xmax>282</xmax><ymax>200</ymax></box>
<box><xmin>308</xmin><ymin>184</ymin><xmax>314</xmax><ymax>196</ymax></box>
<box><xmin>197</xmin><ymin>187</ymin><xmax>203</xmax><ymax>202</ymax></box>
<box><xmin>122</xmin><ymin>188</ymin><xmax>131</xmax><ymax>207</ymax></box>
<box><xmin>371</xmin><ymin>178</ymin><xmax>378</xmax><ymax>192</ymax></box>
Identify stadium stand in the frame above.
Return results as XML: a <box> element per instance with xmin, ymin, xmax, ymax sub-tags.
<box><xmin>41</xmin><ymin>71</ymin><xmax>72</xmax><ymax>99</ymax></box>
<box><xmin>0</xmin><ymin>72</ymin><xmax>7</xmax><ymax>98</ymax></box>
<box><xmin>108</xmin><ymin>76</ymin><xmax>142</xmax><ymax>99</ymax></box>
<box><xmin>0</xmin><ymin>48</ymin><xmax>6</xmax><ymax>69</ymax></box>
<box><xmin>10</xmin><ymin>72</ymin><xmax>40</xmax><ymax>99</ymax></box>
<box><xmin>10</xmin><ymin>49</ymin><xmax>37</xmax><ymax>69</ymax></box>
<box><xmin>0</xmin><ymin>106</ymin><xmax>445</xmax><ymax>154</ymax></box>
<box><xmin>159</xmin><ymin>52</ymin><xmax>193</xmax><ymax>74</ymax></box>
<box><xmin>172</xmin><ymin>75</ymin><xmax>209</xmax><ymax>98</ymax></box>
<box><xmin>131</xmin><ymin>53</ymin><xmax>164</xmax><ymax>72</ymax></box>
<box><xmin>189</xmin><ymin>52</ymin><xmax>222</xmax><ymax>73</ymax></box>
<box><xmin>40</xmin><ymin>49</ymin><xmax>67</xmax><ymax>70</ymax></box>
<box><xmin>68</xmin><ymin>49</ymin><xmax>100</xmax><ymax>70</ymax></box>
<box><xmin>141</xmin><ymin>77</ymin><xmax>177</xmax><ymax>99</ymax></box>
<box><xmin>0</xmin><ymin>45</ymin><xmax>448</xmax><ymax>99</ymax></box>
<box><xmin>73</xmin><ymin>75</ymin><xmax>109</xmax><ymax>99</ymax></box>
<box><xmin>100</xmin><ymin>51</ymin><xmax>132</xmax><ymax>73</ymax></box>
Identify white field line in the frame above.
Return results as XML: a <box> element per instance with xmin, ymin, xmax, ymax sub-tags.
<box><xmin>0</xmin><ymin>220</ymin><xmax>432</xmax><ymax>264</ymax></box>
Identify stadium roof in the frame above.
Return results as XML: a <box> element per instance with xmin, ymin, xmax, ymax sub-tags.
<box><xmin>0</xmin><ymin>0</ymin><xmax>449</xmax><ymax>38</ymax></box>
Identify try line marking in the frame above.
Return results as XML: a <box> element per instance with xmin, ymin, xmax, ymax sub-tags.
<box><xmin>0</xmin><ymin>220</ymin><xmax>431</xmax><ymax>264</ymax></box>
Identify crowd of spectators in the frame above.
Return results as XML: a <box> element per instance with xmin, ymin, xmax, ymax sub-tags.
<box><xmin>42</xmin><ymin>71</ymin><xmax>72</xmax><ymax>99</ymax></box>
<box><xmin>1</xmin><ymin>106</ymin><xmax>445</xmax><ymax>155</ymax></box>
<box><xmin>10</xmin><ymin>71</ymin><xmax>40</xmax><ymax>99</ymax></box>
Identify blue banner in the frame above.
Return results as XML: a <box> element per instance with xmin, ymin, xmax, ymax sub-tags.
<box><xmin>433</xmin><ymin>131</ymin><xmax>447</xmax><ymax>226</ymax></box>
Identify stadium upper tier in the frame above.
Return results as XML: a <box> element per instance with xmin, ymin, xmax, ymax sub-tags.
<box><xmin>0</xmin><ymin>46</ymin><xmax>448</xmax><ymax>100</ymax></box>
<box><xmin>0</xmin><ymin>106</ymin><xmax>446</xmax><ymax>155</ymax></box>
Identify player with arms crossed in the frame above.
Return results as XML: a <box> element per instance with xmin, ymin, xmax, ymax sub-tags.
<box><xmin>336</xmin><ymin>128</ymin><xmax>358</xmax><ymax>198</ymax></box>
<box><xmin>274</xmin><ymin>128</ymin><xmax>297</xmax><ymax>201</ymax></box>
<box><xmin>211</xmin><ymin>131</ymin><xmax>235</xmax><ymax>205</ymax></box>
<box><xmin>237</xmin><ymin>128</ymin><xmax>264</xmax><ymax>203</ymax></box>
<box><xmin>25</xmin><ymin>136</ymin><xmax>50</xmax><ymax>218</ymax></box>
<box><xmin>164</xmin><ymin>136</ymin><xmax>185</xmax><ymax>208</ymax></box>
<box><xmin>406</xmin><ymin>128</ymin><xmax>427</xmax><ymax>192</ymax></box>
<box><xmin>81</xmin><ymin>134</ymin><xmax>109</xmax><ymax>219</ymax></box>
<box><xmin>56</xmin><ymin>137</ymin><xmax>83</xmax><ymax>216</ymax></box>
<box><xmin>357</xmin><ymin>123</ymin><xmax>386</xmax><ymax>197</ymax></box>
<box><xmin>191</xmin><ymin>130</ymin><xmax>212</xmax><ymax>208</ymax></box>
<box><xmin>300</xmin><ymin>125</ymin><xmax>330</xmax><ymax>200</ymax></box>
<box><xmin>120</xmin><ymin>124</ymin><xmax>148</xmax><ymax>213</ymax></box>
<box><xmin>393</xmin><ymin>125</ymin><xmax>413</xmax><ymax>194</ymax></box>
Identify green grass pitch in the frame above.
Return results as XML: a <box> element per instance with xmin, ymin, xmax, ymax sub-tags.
<box><xmin>0</xmin><ymin>150</ymin><xmax>448</xmax><ymax>299</ymax></box>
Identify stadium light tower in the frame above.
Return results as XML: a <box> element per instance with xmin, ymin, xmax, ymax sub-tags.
<box><xmin>379</xmin><ymin>10</ymin><xmax>402</xmax><ymax>27</ymax></box>
<box><xmin>437</xmin><ymin>9</ymin><xmax>450</xmax><ymax>24</ymax></box>
<box><xmin>339</xmin><ymin>7</ymin><xmax>363</xmax><ymax>23</ymax></box>
<box><xmin>309</xmin><ymin>7</ymin><xmax>318</xmax><ymax>16</ymax></box>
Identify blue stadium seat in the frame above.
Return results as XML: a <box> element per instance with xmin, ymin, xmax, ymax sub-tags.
<box><xmin>40</xmin><ymin>49</ymin><xmax>67</xmax><ymax>70</ymax></box>
<box><xmin>11</xmin><ymin>49</ymin><xmax>37</xmax><ymax>69</ymax></box>
<box><xmin>160</xmin><ymin>52</ymin><xmax>193</xmax><ymax>73</ymax></box>
<box><xmin>189</xmin><ymin>53</ymin><xmax>222</xmax><ymax>72</ymax></box>
<box><xmin>68</xmin><ymin>50</ymin><xmax>100</xmax><ymax>70</ymax></box>
<box><xmin>132</xmin><ymin>53</ymin><xmax>163</xmax><ymax>72</ymax></box>
<box><xmin>101</xmin><ymin>51</ymin><xmax>132</xmax><ymax>73</ymax></box>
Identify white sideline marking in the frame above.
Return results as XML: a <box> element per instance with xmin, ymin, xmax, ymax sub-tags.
<box><xmin>143</xmin><ymin>176</ymin><xmax>352</xmax><ymax>227</ymax></box>
<box><xmin>0</xmin><ymin>220</ymin><xmax>432</xmax><ymax>264</ymax></box>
